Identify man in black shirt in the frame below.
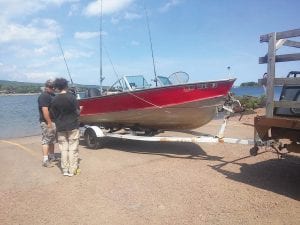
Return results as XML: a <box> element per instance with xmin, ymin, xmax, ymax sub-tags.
<box><xmin>38</xmin><ymin>80</ymin><xmax>57</xmax><ymax>167</ymax></box>
<box><xmin>51</xmin><ymin>78</ymin><xmax>80</xmax><ymax>177</ymax></box>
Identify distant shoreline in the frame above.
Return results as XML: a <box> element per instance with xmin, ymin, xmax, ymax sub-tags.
<box><xmin>0</xmin><ymin>93</ymin><xmax>39</xmax><ymax>96</ymax></box>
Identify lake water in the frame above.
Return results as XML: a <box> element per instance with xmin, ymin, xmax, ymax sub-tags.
<box><xmin>0</xmin><ymin>95</ymin><xmax>40</xmax><ymax>139</ymax></box>
<box><xmin>0</xmin><ymin>87</ymin><xmax>282</xmax><ymax>139</ymax></box>
<box><xmin>231</xmin><ymin>86</ymin><xmax>282</xmax><ymax>99</ymax></box>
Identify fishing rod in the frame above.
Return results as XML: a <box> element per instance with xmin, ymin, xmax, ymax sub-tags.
<box><xmin>144</xmin><ymin>4</ymin><xmax>158</xmax><ymax>87</ymax></box>
<box><xmin>104</xmin><ymin>46</ymin><xmax>120</xmax><ymax>81</ymax></box>
<box><xmin>99</xmin><ymin>0</ymin><xmax>104</xmax><ymax>94</ymax></box>
<box><xmin>56</xmin><ymin>37</ymin><xmax>74</xmax><ymax>86</ymax></box>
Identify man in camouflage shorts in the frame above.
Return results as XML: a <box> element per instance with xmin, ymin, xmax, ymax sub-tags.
<box><xmin>38</xmin><ymin>80</ymin><xmax>57</xmax><ymax>167</ymax></box>
<box><xmin>41</xmin><ymin>122</ymin><xmax>56</xmax><ymax>146</ymax></box>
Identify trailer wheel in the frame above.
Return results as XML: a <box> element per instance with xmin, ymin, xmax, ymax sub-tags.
<box><xmin>250</xmin><ymin>146</ymin><xmax>259</xmax><ymax>156</ymax></box>
<box><xmin>84</xmin><ymin>129</ymin><xmax>99</xmax><ymax>149</ymax></box>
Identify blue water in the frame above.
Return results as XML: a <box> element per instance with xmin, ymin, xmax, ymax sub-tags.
<box><xmin>0</xmin><ymin>95</ymin><xmax>40</xmax><ymax>139</ymax></box>
<box><xmin>0</xmin><ymin>87</ymin><xmax>283</xmax><ymax>139</ymax></box>
<box><xmin>231</xmin><ymin>86</ymin><xmax>282</xmax><ymax>100</ymax></box>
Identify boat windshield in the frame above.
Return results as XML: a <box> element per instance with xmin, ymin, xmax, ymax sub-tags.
<box><xmin>157</xmin><ymin>72</ymin><xmax>190</xmax><ymax>86</ymax></box>
<box><xmin>108</xmin><ymin>75</ymin><xmax>150</xmax><ymax>92</ymax></box>
<box><xmin>157</xmin><ymin>76</ymin><xmax>172</xmax><ymax>86</ymax></box>
<box><xmin>108</xmin><ymin>77</ymin><xmax>128</xmax><ymax>92</ymax></box>
<box><xmin>125</xmin><ymin>75</ymin><xmax>150</xmax><ymax>90</ymax></box>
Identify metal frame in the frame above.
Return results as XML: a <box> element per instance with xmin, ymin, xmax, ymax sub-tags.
<box><xmin>252</xmin><ymin>28</ymin><xmax>300</xmax><ymax>156</ymax></box>
<box><xmin>80</xmin><ymin>113</ymin><xmax>254</xmax><ymax>149</ymax></box>
<box><xmin>100</xmin><ymin>133</ymin><xmax>253</xmax><ymax>145</ymax></box>
<box><xmin>259</xmin><ymin>28</ymin><xmax>300</xmax><ymax>117</ymax></box>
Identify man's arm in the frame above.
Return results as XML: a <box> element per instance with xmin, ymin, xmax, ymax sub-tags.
<box><xmin>72</xmin><ymin>95</ymin><xmax>83</xmax><ymax>114</ymax></box>
<box><xmin>42</xmin><ymin>107</ymin><xmax>53</xmax><ymax>129</ymax></box>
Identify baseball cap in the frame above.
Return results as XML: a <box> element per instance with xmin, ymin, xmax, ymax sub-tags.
<box><xmin>45</xmin><ymin>79</ymin><xmax>54</xmax><ymax>88</ymax></box>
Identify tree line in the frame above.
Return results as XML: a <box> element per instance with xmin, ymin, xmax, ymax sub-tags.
<box><xmin>239</xmin><ymin>82</ymin><xmax>259</xmax><ymax>87</ymax></box>
<box><xmin>0</xmin><ymin>85</ymin><xmax>41</xmax><ymax>93</ymax></box>
<box><xmin>0</xmin><ymin>80</ymin><xmax>101</xmax><ymax>94</ymax></box>
<box><xmin>0</xmin><ymin>79</ymin><xmax>260</xmax><ymax>94</ymax></box>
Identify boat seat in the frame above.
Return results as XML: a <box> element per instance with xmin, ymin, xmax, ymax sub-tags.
<box><xmin>86</xmin><ymin>88</ymin><xmax>101</xmax><ymax>97</ymax></box>
<box><xmin>129</xmin><ymin>82</ymin><xmax>136</xmax><ymax>88</ymax></box>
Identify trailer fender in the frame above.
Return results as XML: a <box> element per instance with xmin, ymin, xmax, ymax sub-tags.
<box><xmin>84</xmin><ymin>126</ymin><xmax>105</xmax><ymax>138</ymax></box>
<box><xmin>81</xmin><ymin>126</ymin><xmax>105</xmax><ymax>149</ymax></box>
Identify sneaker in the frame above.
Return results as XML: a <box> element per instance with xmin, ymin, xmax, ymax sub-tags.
<box><xmin>63</xmin><ymin>172</ymin><xmax>74</xmax><ymax>177</ymax></box>
<box><xmin>75</xmin><ymin>168</ymin><xmax>81</xmax><ymax>175</ymax></box>
<box><xmin>49</xmin><ymin>157</ymin><xmax>59</xmax><ymax>163</ymax></box>
<box><xmin>42</xmin><ymin>160</ymin><xmax>54</xmax><ymax>168</ymax></box>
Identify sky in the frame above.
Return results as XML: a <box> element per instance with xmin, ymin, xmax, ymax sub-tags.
<box><xmin>0</xmin><ymin>0</ymin><xmax>299</xmax><ymax>86</ymax></box>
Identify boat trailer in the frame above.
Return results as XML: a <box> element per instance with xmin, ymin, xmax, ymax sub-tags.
<box><xmin>80</xmin><ymin>124</ymin><xmax>254</xmax><ymax>149</ymax></box>
<box><xmin>79</xmin><ymin>97</ymin><xmax>254</xmax><ymax>149</ymax></box>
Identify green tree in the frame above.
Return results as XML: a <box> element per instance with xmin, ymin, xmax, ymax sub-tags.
<box><xmin>240</xmin><ymin>82</ymin><xmax>259</xmax><ymax>87</ymax></box>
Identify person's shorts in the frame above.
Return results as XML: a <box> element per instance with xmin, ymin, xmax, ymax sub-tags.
<box><xmin>40</xmin><ymin>122</ymin><xmax>56</xmax><ymax>145</ymax></box>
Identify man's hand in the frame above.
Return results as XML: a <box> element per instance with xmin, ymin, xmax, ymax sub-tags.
<box><xmin>42</xmin><ymin>107</ymin><xmax>53</xmax><ymax>129</ymax></box>
<box><xmin>47</xmin><ymin>122</ymin><xmax>53</xmax><ymax>129</ymax></box>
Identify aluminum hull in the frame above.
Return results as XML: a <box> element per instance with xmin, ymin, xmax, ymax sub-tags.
<box><xmin>79</xmin><ymin>79</ymin><xmax>235</xmax><ymax>130</ymax></box>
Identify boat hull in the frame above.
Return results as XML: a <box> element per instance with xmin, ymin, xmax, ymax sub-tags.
<box><xmin>80</xmin><ymin>96</ymin><xmax>224</xmax><ymax>130</ymax></box>
<box><xmin>79</xmin><ymin>79</ymin><xmax>235</xmax><ymax>130</ymax></box>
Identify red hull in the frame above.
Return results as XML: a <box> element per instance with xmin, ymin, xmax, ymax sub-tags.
<box><xmin>79</xmin><ymin>78</ymin><xmax>235</xmax><ymax>130</ymax></box>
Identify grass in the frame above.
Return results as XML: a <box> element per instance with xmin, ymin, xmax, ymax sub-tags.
<box><xmin>235</xmin><ymin>95</ymin><xmax>266</xmax><ymax>110</ymax></box>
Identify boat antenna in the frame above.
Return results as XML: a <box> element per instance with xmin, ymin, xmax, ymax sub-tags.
<box><xmin>99</xmin><ymin>0</ymin><xmax>104</xmax><ymax>94</ymax></box>
<box><xmin>227</xmin><ymin>66</ymin><xmax>231</xmax><ymax>78</ymax></box>
<box><xmin>57</xmin><ymin>37</ymin><xmax>74</xmax><ymax>85</ymax></box>
<box><xmin>144</xmin><ymin>4</ymin><xmax>158</xmax><ymax>87</ymax></box>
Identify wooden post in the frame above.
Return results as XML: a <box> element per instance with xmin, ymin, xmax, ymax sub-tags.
<box><xmin>266</xmin><ymin>32</ymin><xmax>276</xmax><ymax>118</ymax></box>
<box><xmin>255</xmin><ymin>28</ymin><xmax>300</xmax><ymax>151</ymax></box>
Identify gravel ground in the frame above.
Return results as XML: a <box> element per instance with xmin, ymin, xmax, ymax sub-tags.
<box><xmin>0</xmin><ymin>111</ymin><xmax>299</xmax><ymax>225</ymax></box>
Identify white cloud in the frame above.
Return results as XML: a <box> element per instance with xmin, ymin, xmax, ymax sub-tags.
<box><xmin>0</xmin><ymin>0</ymin><xmax>79</xmax><ymax>19</ymax></box>
<box><xmin>28</xmin><ymin>48</ymin><xmax>93</xmax><ymax>69</ymax></box>
<box><xmin>24</xmin><ymin>71</ymin><xmax>58</xmax><ymax>81</ymax></box>
<box><xmin>0</xmin><ymin>18</ymin><xmax>60</xmax><ymax>45</ymax></box>
<box><xmin>83</xmin><ymin>0</ymin><xmax>135</xmax><ymax>16</ymax></box>
<box><xmin>74</xmin><ymin>31</ymin><xmax>100</xmax><ymax>40</ymax></box>
<box><xmin>110</xmin><ymin>11</ymin><xmax>141</xmax><ymax>25</ymax></box>
<box><xmin>124</xmin><ymin>12</ymin><xmax>142</xmax><ymax>20</ymax></box>
<box><xmin>111</xmin><ymin>17</ymin><xmax>120</xmax><ymax>25</ymax></box>
<box><xmin>0</xmin><ymin>62</ymin><xmax>17</xmax><ymax>74</ymax></box>
<box><xmin>47</xmin><ymin>0</ymin><xmax>79</xmax><ymax>6</ymax></box>
<box><xmin>0</xmin><ymin>62</ymin><xmax>24</xmax><ymax>81</ymax></box>
<box><xmin>34</xmin><ymin>44</ymin><xmax>56</xmax><ymax>56</ymax></box>
<box><xmin>62</xmin><ymin>49</ymin><xmax>93</xmax><ymax>59</ymax></box>
<box><xmin>0</xmin><ymin>1</ymin><xmax>45</xmax><ymax>19</ymax></box>
<box><xmin>159</xmin><ymin>0</ymin><xmax>183</xmax><ymax>13</ymax></box>
<box><xmin>68</xmin><ymin>3</ymin><xmax>81</xmax><ymax>16</ymax></box>
<box><xmin>5</xmin><ymin>44</ymin><xmax>56</xmax><ymax>59</ymax></box>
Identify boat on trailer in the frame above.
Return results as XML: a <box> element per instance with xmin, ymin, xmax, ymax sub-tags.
<box><xmin>79</xmin><ymin>73</ymin><xmax>235</xmax><ymax>133</ymax></box>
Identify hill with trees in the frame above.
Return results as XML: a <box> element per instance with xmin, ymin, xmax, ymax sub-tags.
<box><xmin>240</xmin><ymin>82</ymin><xmax>259</xmax><ymax>87</ymax></box>
<box><xmin>0</xmin><ymin>80</ymin><xmax>42</xmax><ymax>94</ymax></box>
<box><xmin>0</xmin><ymin>80</ymin><xmax>102</xmax><ymax>94</ymax></box>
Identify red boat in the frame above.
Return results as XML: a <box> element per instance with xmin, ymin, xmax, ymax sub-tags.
<box><xmin>79</xmin><ymin>74</ymin><xmax>235</xmax><ymax>132</ymax></box>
